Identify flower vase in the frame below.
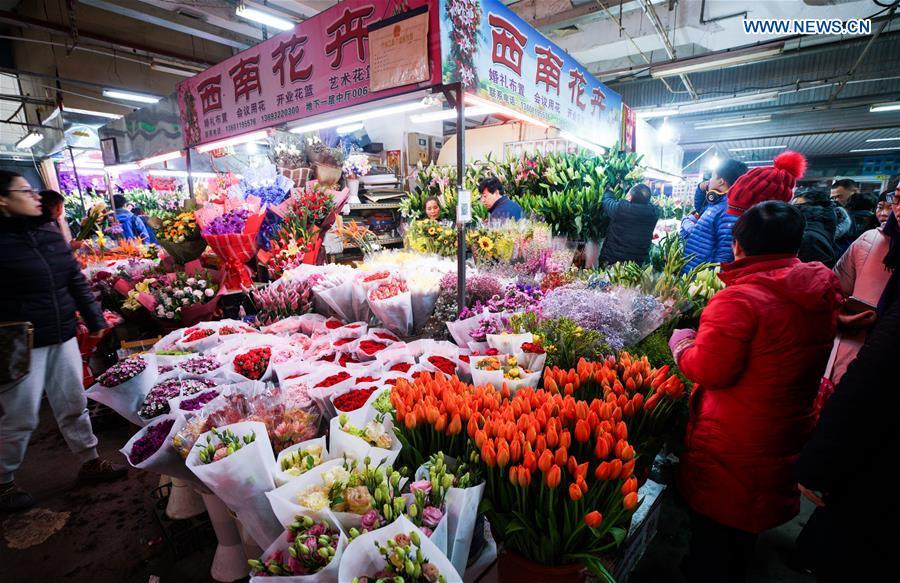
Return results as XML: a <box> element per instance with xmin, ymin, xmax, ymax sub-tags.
<box><xmin>583</xmin><ymin>240</ymin><xmax>601</xmax><ymax>269</ymax></box>
<box><xmin>347</xmin><ymin>177</ymin><xmax>361</xmax><ymax>204</ymax></box>
<box><xmin>497</xmin><ymin>549</ymin><xmax>587</xmax><ymax>583</ymax></box>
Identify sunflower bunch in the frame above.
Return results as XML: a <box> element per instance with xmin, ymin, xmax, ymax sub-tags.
<box><xmin>465</xmin><ymin>227</ymin><xmax>514</xmax><ymax>264</ymax></box>
<box><xmin>406</xmin><ymin>219</ymin><xmax>456</xmax><ymax>257</ymax></box>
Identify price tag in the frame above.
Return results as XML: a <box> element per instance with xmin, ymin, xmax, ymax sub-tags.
<box><xmin>456</xmin><ymin>188</ymin><xmax>472</xmax><ymax>224</ymax></box>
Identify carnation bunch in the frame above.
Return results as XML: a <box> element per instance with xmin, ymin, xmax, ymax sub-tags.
<box><xmin>129</xmin><ymin>418</ymin><xmax>175</xmax><ymax>465</ymax></box>
<box><xmin>97</xmin><ymin>355</ymin><xmax>147</xmax><ymax>387</ymax></box>
<box><xmin>233</xmin><ymin>347</ymin><xmax>271</xmax><ymax>380</ymax></box>
<box><xmin>139</xmin><ymin>378</ymin><xmax>217</xmax><ymax>419</ymax></box>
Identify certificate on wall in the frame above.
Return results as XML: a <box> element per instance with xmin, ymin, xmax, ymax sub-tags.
<box><xmin>369</xmin><ymin>6</ymin><xmax>430</xmax><ymax>92</ymax></box>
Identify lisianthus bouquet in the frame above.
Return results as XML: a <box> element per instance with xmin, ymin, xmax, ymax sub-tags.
<box><xmin>252</xmin><ymin>278</ymin><xmax>314</xmax><ymax>326</ymax></box>
<box><xmin>341</xmin><ymin>517</ymin><xmax>456</xmax><ymax>583</ymax></box>
<box><xmin>406</xmin><ymin>453</ymin><xmax>454</xmax><ymax>538</ymax></box>
<box><xmin>279</xmin><ymin>443</ymin><xmax>326</xmax><ymax>479</ymax></box>
<box><xmin>407</xmin><ymin>219</ymin><xmax>456</xmax><ymax>257</ymax></box>
<box><xmin>337</xmin><ymin>413</ymin><xmax>393</xmax><ymax>449</ymax></box>
<box><xmin>248</xmin><ymin>514</ymin><xmax>343</xmax><ymax>578</ymax></box>
<box><xmin>195</xmin><ymin>427</ymin><xmax>257</xmax><ymax>464</ymax></box>
<box><xmin>195</xmin><ymin>196</ymin><xmax>266</xmax><ymax>289</ymax></box>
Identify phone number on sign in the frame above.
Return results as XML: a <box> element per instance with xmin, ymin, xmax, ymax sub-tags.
<box><xmin>226</xmin><ymin>118</ymin><xmax>258</xmax><ymax>133</ymax></box>
<box><xmin>262</xmin><ymin>105</ymin><xmax>301</xmax><ymax>124</ymax></box>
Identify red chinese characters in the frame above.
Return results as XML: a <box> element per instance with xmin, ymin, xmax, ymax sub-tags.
<box><xmin>197</xmin><ymin>75</ymin><xmax>223</xmax><ymax>114</ymax></box>
<box><xmin>591</xmin><ymin>86</ymin><xmax>607</xmax><ymax>115</ymax></box>
<box><xmin>272</xmin><ymin>33</ymin><xmax>313</xmax><ymax>86</ymax></box>
<box><xmin>535</xmin><ymin>45</ymin><xmax>563</xmax><ymax>95</ymax></box>
<box><xmin>568</xmin><ymin>69</ymin><xmax>586</xmax><ymax>111</ymax></box>
<box><xmin>325</xmin><ymin>5</ymin><xmax>375</xmax><ymax>69</ymax></box>
<box><xmin>229</xmin><ymin>55</ymin><xmax>262</xmax><ymax>102</ymax></box>
<box><xmin>488</xmin><ymin>13</ymin><xmax>527</xmax><ymax>76</ymax></box>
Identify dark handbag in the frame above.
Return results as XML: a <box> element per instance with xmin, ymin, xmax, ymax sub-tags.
<box><xmin>0</xmin><ymin>321</ymin><xmax>33</xmax><ymax>385</ymax></box>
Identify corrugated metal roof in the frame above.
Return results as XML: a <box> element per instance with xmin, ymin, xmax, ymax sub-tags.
<box><xmin>681</xmin><ymin>128</ymin><xmax>900</xmax><ymax>160</ymax></box>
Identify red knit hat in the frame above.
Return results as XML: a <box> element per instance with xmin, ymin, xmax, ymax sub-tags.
<box><xmin>726</xmin><ymin>151</ymin><xmax>807</xmax><ymax>216</ymax></box>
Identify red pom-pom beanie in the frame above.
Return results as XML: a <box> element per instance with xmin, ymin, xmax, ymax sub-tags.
<box><xmin>726</xmin><ymin>151</ymin><xmax>807</xmax><ymax>216</ymax></box>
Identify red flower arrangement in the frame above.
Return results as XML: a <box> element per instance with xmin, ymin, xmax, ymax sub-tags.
<box><xmin>390</xmin><ymin>362</ymin><xmax>412</xmax><ymax>373</ymax></box>
<box><xmin>184</xmin><ymin>328</ymin><xmax>215</xmax><ymax>343</ymax></box>
<box><xmin>369</xmin><ymin>279</ymin><xmax>407</xmax><ymax>302</ymax></box>
<box><xmin>520</xmin><ymin>342</ymin><xmax>545</xmax><ymax>354</ymax></box>
<box><xmin>374</xmin><ymin>332</ymin><xmax>398</xmax><ymax>342</ymax></box>
<box><xmin>315</xmin><ymin>371</ymin><xmax>351</xmax><ymax>388</ymax></box>
<box><xmin>234</xmin><ymin>347</ymin><xmax>271</xmax><ymax>380</ymax></box>
<box><xmin>334</xmin><ymin>338</ymin><xmax>354</xmax><ymax>347</ymax></box>
<box><xmin>356</xmin><ymin>376</ymin><xmax>379</xmax><ymax>383</ymax></box>
<box><xmin>317</xmin><ymin>353</ymin><xmax>336</xmax><ymax>363</ymax></box>
<box><xmin>219</xmin><ymin>326</ymin><xmax>249</xmax><ymax>336</ymax></box>
<box><xmin>338</xmin><ymin>354</ymin><xmax>358</xmax><ymax>367</ymax></box>
<box><xmin>358</xmin><ymin>340</ymin><xmax>387</xmax><ymax>356</ymax></box>
<box><xmin>333</xmin><ymin>387</ymin><xmax>377</xmax><ymax>411</ymax></box>
<box><xmin>363</xmin><ymin>271</ymin><xmax>391</xmax><ymax>284</ymax></box>
<box><xmin>325</xmin><ymin>319</ymin><xmax>342</xmax><ymax>330</ymax></box>
<box><xmin>427</xmin><ymin>355</ymin><xmax>457</xmax><ymax>376</ymax></box>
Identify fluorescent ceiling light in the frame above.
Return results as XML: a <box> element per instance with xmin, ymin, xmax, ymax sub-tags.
<box><xmin>236</xmin><ymin>5</ymin><xmax>294</xmax><ymax>31</ymax></box>
<box><xmin>869</xmin><ymin>102</ymin><xmax>900</xmax><ymax>113</ymax></box>
<box><xmin>138</xmin><ymin>150</ymin><xmax>183</xmax><ymax>167</ymax></box>
<box><xmin>865</xmin><ymin>136</ymin><xmax>900</xmax><ymax>142</ymax></box>
<box><xmin>464</xmin><ymin>94</ymin><xmax>550</xmax><ymax>128</ymax></box>
<box><xmin>64</xmin><ymin>107</ymin><xmax>123</xmax><ymax>119</ymax></box>
<box><xmin>728</xmin><ymin>145</ymin><xmax>787</xmax><ymax>152</ymax></box>
<box><xmin>150</xmin><ymin>59</ymin><xmax>205</xmax><ymax>78</ymax></box>
<box><xmin>651</xmin><ymin>45</ymin><xmax>784</xmax><ymax>78</ymax></box>
<box><xmin>849</xmin><ymin>146</ymin><xmax>900</xmax><ymax>153</ymax></box>
<box><xmin>694</xmin><ymin>115</ymin><xmax>772</xmax><ymax>130</ymax></box>
<box><xmin>245</xmin><ymin>141</ymin><xmax>258</xmax><ymax>154</ymax></box>
<box><xmin>678</xmin><ymin>91</ymin><xmax>779</xmax><ymax>114</ymax></box>
<box><xmin>196</xmin><ymin>130</ymin><xmax>270</xmax><ymax>153</ymax></box>
<box><xmin>635</xmin><ymin>108</ymin><xmax>678</xmax><ymax>119</ymax></box>
<box><xmin>103</xmin><ymin>89</ymin><xmax>162</xmax><ymax>104</ymax></box>
<box><xmin>410</xmin><ymin>105</ymin><xmax>500</xmax><ymax>124</ymax></box>
<box><xmin>106</xmin><ymin>163</ymin><xmax>140</xmax><ymax>173</ymax></box>
<box><xmin>658</xmin><ymin>119</ymin><xmax>675</xmax><ymax>143</ymax></box>
<box><xmin>290</xmin><ymin>102</ymin><xmax>431</xmax><ymax>134</ymax></box>
<box><xmin>560</xmin><ymin>131</ymin><xmax>605</xmax><ymax>154</ymax></box>
<box><xmin>15</xmin><ymin>132</ymin><xmax>43</xmax><ymax>149</ymax></box>
<box><xmin>336</xmin><ymin>123</ymin><xmax>365</xmax><ymax>135</ymax></box>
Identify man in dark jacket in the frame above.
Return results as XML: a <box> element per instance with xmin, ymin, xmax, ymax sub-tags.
<box><xmin>478</xmin><ymin>177</ymin><xmax>523</xmax><ymax>221</ymax></box>
<box><xmin>599</xmin><ymin>184</ymin><xmax>659</xmax><ymax>265</ymax></box>
<box><xmin>792</xmin><ymin>189</ymin><xmax>837</xmax><ymax>267</ymax></box>
<box><xmin>0</xmin><ymin>171</ymin><xmax>126</xmax><ymax>512</ymax></box>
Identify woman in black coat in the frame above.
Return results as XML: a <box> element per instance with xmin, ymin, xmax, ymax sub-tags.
<box><xmin>0</xmin><ymin>171</ymin><xmax>125</xmax><ymax>512</ymax></box>
<box><xmin>796</xmin><ymin>268</ymin><xmax>900</xmax><ymax>580</ymax></box>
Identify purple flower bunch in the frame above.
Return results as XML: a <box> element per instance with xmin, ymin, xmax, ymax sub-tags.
<box><xmin>97</xmin><ymin>356</ymin><xmax>147</xmax><ymax>388</ymax></box>
<box><xmin>179</xmin><ymin>390</ymin><xmax>220</xmax><ymax>412</ymax></box>
<box><xmin>540</xmin><ymin>285</ymin><xmax>641</xmax><ymax>351</ymax></box>
<box><xmin>487</xmin><ymin>282</ymin><xmax>543</xmax><ymax>314</ymax></box>
<box><xmin>139</xmin><ymin>378</ymin><xmax>217</xmax><ymax>419</ymax></box>
<box><xmin>438</xmin><ymin>272</ymin><xmax>503</xmax><ymax>306</ymax></box>
<box><xmin>178</xmin><ymin>355</ymin><xmax>222</xmax><ymax>375</ymax></box>
<box><xmin>204</xmin><ymin>208</ymin><xmax>251</xmax><ymax>235</ymax></box>
<box><xmin>469</xmin><ymin>313</ymin><xmax>507</xmax><ymax>342</ymax></box>
<box><xmin>129</xmin><ymin>418</ymin><xmax>175</xmax><ymax>465</ymax></box>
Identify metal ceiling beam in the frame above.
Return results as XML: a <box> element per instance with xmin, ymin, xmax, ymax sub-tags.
<box><xmin>0</xmin><ymin>10</ymin><xmax>217</xmax><ymax>66</ymax></box>
<box><xmin>635</xmin><ymin>0</ymin><xmax>698</xmax><ymax>99</ymax></box>
<box><xmin>79</xmin><ymin>0</ymin><xmax>255</xmax><ymax>50</ymax></box>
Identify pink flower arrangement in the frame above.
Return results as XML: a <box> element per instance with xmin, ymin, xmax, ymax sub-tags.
<box><xmin>369</xmin><ymin>279</ymin><xmax>407</xmax><ymax>302</ymax></box>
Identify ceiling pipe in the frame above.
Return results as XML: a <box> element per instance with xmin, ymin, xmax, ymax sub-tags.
<box><xmin>0</xmin><ymin>10</ymin><xmax>216</xmax><ymax>67</ymax></box>
<box><xmin>635</xmin><ymin>0</ymin><xmax>699</xmax><ymax>99</ymax></box>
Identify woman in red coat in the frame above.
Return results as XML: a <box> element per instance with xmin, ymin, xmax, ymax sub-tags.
<box><xmin>669</xmin><ymin>201</ymin><xmax>843</xmax><ymax>583</ymax></box>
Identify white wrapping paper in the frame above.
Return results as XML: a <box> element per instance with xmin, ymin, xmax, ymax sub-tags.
<box><xmin>337</xmin><ymin>515</ymin><xmax>462</xmax><ymax>582</ymax></box>
<box><xmin>486</xmin><ymin>333</ymin><xmax>533</xmax><ymax>355</ymax></box>
<box><xmin>86</xmin><ymin>353</ymin><xmax>159</xmax><ymax>426</ymax></box>
<box><xmin>186</xmin><ymin>421</ymin><xmax>281</xmax><ymax>548</ymax></box>
<box><xmin>368</xmin><ymin>290</ymin><xmax>413</xmax><ymax>337</ymax></box>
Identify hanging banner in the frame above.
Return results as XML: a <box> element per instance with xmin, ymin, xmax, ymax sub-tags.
<box><xmin>176</xmin><ymin>0</ymin><xmax>442</xmax><ymax>148</ymax></box>
<box><xmin>622</xmin><ymin>104</ymin><xmax>637</xmax><ymax>152</ymax></box>
<box><xmin>369</xmin><ymin>6</ymin><xmax>432</xmax><ymax>92</ymax></box>
<box><xmin>439</xmin><ymin>0</ymin><xmax>623</xmax><ymax>148</ymax></box>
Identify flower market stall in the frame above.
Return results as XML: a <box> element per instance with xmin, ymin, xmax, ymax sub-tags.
<box><xmin>71</xmin><ymin>1</ymin><xmax>734</xmax><ymax>582</ymax></box>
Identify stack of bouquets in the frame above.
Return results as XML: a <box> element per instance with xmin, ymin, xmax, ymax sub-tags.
<box><xmin>542</xmin><ymin>353</ymin><xmax>686</xmax><ymax>478</ymax></box>
<box><xmin>248</xmin><ymin>512</ymin><xmax>347</xmax><ymax>580</ymax></box>
<box><xmin>195</xmin><ymin>195</ymin><xmax>266</xmax><ymax>290</ymax></box>
<box><xmin>85</xmin><ymin>353</ymin><xmax>159</xmax><ymax>426</ymax></box>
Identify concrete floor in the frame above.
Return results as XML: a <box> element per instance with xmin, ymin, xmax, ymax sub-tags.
<box><xmin>1</xmin><ymin>404</ymin><xmax>816</xmax><ymax>583</ymax></box>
